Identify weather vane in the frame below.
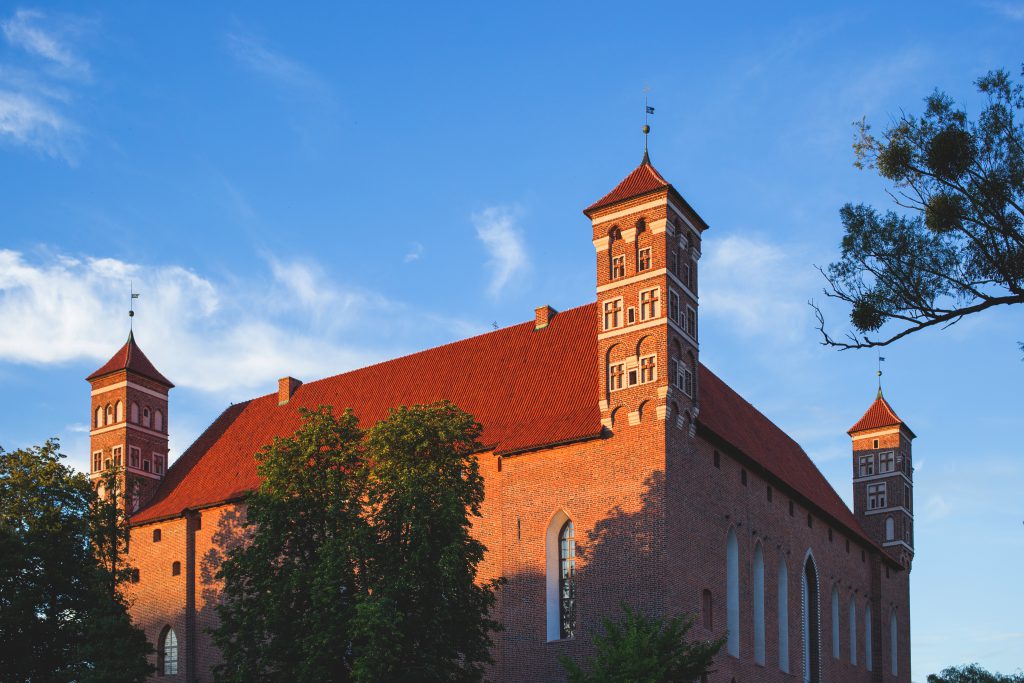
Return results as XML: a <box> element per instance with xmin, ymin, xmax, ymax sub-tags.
<box><xmin>129</xmin><ymin>282</ymin><xmax>140</xmax><ymax>332</ymax></box>
<box><xmin>643</xmin><ymin>85</ymin><xmax>654</xmax><ymax>158</ymax></box>
<box><xmin>876</xmin><ymin>352</ymin><xmax>886</xmax><ymax>396</ymax></box>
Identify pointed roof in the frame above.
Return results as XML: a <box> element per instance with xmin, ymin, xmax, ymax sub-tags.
<box><xmin>848</xmin><ymin>390</ymin><xmax>913</xmax><ymax>436</ymax></box>
<box><xmin>584</xmin><ymin>153</ymin><xmax>673</xmax><ymax>215</ymax></box>
<box><xmin>86</xmin><ymin>331</ymin><xmax>174</xmax><ymax>388</ymax></box>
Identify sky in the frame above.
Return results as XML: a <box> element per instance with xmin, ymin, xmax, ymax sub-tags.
<box><xmin>0</xmin><ymin>1</ymin><xmax>1021</xmax><ymax>678</ymax></box>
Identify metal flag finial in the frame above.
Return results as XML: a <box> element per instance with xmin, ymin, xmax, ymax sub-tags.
<box><xmin>876</xmin><ymin>353</ymin><xmax>886</xmax><ymax>397</ymax></box>
<box><xmin>642</xmin><ymin>86</ymin><xmax>654</xmax><ymax>162</ymax></box>
<box><xmin>129</xmin><ymin>282</ymin><xmax>140</xmax><ymax>332</ymax></box>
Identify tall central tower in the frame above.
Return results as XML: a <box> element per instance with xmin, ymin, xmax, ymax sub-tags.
<box><xmin>583</xmin><ymin>150</ymin><xmax>708</xmax><ymax>434</ymax></box>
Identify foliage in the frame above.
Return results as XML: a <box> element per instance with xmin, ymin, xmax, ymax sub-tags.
<box><xmin>0</xmin><ymin>440</ymin><xmax>152</xmax><ymax>683</ymax></box>
<box><xmin>928</xmin><ymin>663</ymin><xmax>1024</xmax><ymax>683</ymax></box>
<box><xmin>560</xmin><ymin>604</ymin><xmax>725</xmax><ymax>683</ymax></box>
<box><xmin>814</xmin><ymin>66</ymin><xmax>1024</xmax><ymax>351</ymax></box>
<box><xmin>212</xmin><ymin>402</ymin><xmax>502</xmax><ymax>683</ymax></box>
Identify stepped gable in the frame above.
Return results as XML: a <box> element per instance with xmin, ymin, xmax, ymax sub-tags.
<box><xmin>86</xmin><ymin>331</ymin><xmax>174</xmax><ymax>387</ymax></box>
<box><xmin>131</xmin><ymin>303</ymin><xmax>874</xmax><ymax>554</ymax></box>
<box><xmin>848</xmin><ymin>391</ymin><xmax>913</xmax><ymax>436</ymax></box>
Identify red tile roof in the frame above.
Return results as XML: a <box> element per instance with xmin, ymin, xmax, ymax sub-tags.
<box><xmin>129</xmin><ymin>303</ymin><xmax>883</xmax><ymax>558</ymax></box>
<box><xmin>584</xmin><ymin>154</ymin><xmax>672</xmax><ymax>215</ymax></box>
<box><xmin>848</xmin><ymin>392</ymin><xmax>912</xmax><ymax>436</ymax></box>
<box><xmin>86</xmin><ymin>331</ymin><xmax>174</xmax><ymax>387</ymax></box>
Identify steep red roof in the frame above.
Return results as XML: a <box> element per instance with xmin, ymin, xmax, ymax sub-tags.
<box><xmin>86</xmin><ymin>331</ymin><xmax>174</xmax><ymax>387</ymax></box>
<box><xmin>584</xmin><ymin>154</ymin><xmax>672</xmax><ymax>215</ymax></box>
<box><xmin>130</xmin><ymin>302</ymin><xmax>880</xmax><ymax>558</ymax></box>
<box><xmin>848</xmin><ymin>392</ymin><xmax>913</xmax><ymax>436</ymax></box>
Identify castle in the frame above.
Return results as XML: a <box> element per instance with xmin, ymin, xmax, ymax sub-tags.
<box><xmin>86</xmin><ymin>151</ymin><xmax>914</xmax><ymax>682</ymax></box>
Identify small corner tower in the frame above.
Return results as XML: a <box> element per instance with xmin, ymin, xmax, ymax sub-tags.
<box><xmin>849</xmin><ymin>389</ymin><xmax>915</xmax><ymax>568</ymax></box>
<box><xmin>583</xmin><ymin>143</ymin><xmax>708</xmax><ymax>436</ymax></box>
<box><xmin>86</xmin><ymin>331</ymin><xmax>173</xmax><ymax>513</ymax></box>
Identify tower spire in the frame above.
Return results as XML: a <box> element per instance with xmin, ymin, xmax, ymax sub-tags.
<box><xmin>642</xmin><ymin>93</ymin><xmax>654</xmax><ymax>163</ymax></box>
<box><xmin>877</xmin><ymin>352</ymin><xmax>886</xmax><ymax>398</ymax></box>
<box><xmin>129</xmin><ymin>282</ymin><xmax>140</xmax><ymax>333</ymax></box>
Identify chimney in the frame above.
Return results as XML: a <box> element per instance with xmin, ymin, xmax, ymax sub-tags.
<box><xmin>278</xmin><ymin>376</ymin><xmax>302</xmax><ymax>405</ymax></box>
<box><xmin>534</xmin><ymin>305</ymin><xmax>557</xmax><ymax>330</ymax></box>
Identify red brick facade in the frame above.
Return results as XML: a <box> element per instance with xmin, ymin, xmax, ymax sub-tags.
<box><xmin>88</xmin><ymin>155</ymin><xmax>913</xmax><ymax>682</ymax></box>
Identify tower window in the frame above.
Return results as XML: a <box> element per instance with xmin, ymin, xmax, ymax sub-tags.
<box><xmin>867</xmin><ymin>483</ymin><xmax>887</xmax><ymax>509</ymax></box>
<box><xmin>627</xmin><ymin>368</ymin><xmax>638</xmax><ymax>386</ymax></box>
<box><xmin>611</xmin><ymin>255</ymin><xmax>625</xmax><ymax>279</ymax></box>
<box><xmin>639</xmin><ymin>355</ymin><xmax>657</xmax><ymax>383</ymax></box>
<box><xmin>639</xmin><ymin>287</ymin><xmax>660</xmax><ymax>321</ymax></box>
<box><xmin>105</xmin><ymin>404</ymin><xmax>113</xmax><ymax>425</ymax></box>
<box><xmin>627</xmin><ymin>307</ymin><xmax>636</xmax><ymax>324</ymax></box>
<box><xmin>142</xmin><ymin>407</ymin><xmax>151</xmax><ymax>428</ymax></box>
<box><xmin>677</xmin><ymin>358</ymin><xmax>694</xmax><ymax>397</ymax></box>
<box><xmin>155</xmin><ymin>410</ymin><xmax>164</xmax><ymax>432</ymax></box>
<box><xmin>904</xmin><ymin>485</ymin><xmax>910</xmax><ymax>510</ymax></box>
<box><xmin>873</xmin><ymin>438</ymin><xmax>879</xmax><ymax>449</ymax></box>
<box><xmin>767</xmin><ymin>485</ymin><xmax>773</xmax><ymax>502</ymax></box>
<box><xmin>683</xmin><ymin>261</ymin><xmax>692</xmax><ymax>290</ymax></box>
<box><xmin>603</xmin><ymin>298</ymin><xmax>623</xmax><ymax>330</ymax></box>
<box><xmin>685</xmin><ymin>306</ymin><xmax>698</xmax><ymax>340</ymax></box>
<box><xmin>95</xmin><ymin>406</ymin><xmax>103</xmax><ymax>429</ymax></box>
<box><xmin>129</xmin><ymin>447</ymin><xmax>140</xmax><ymax>468</ymax></box>
<box><xmin>172</xmin><ymin>561</ymin><xmax>181</xmax><ymax>576</ymax></box>
<box><xmin>153</xmin><ymin>529</ymin><xmax>161</xmax><ymax>542</ymax></box>
<box><xmin>112</xmin><ymin>446</ymin><xmax>122</xmax><ymax>467</ymax></box>
<box><xmin>885</xmin><ymin>516</ymin><xmax>895</xmax><ymax>541</ymax></box>
<box><xmin>859</xmin><ymin>454</ymin><xmax>874</xmax><ymax>476</ymax></box>
<box><xmin>115</xmin><ymin>401</ymin><xmax>124</xmax><ymax>422</ymax></box>
<box><xmin>608</xmin><ymin>363</ymin><xmax>624</xmax><ymax>391</ymax></box>
<box><xmin>154</xmin><ymin>455</ymin><xmax>164</xmax><ymax>475</ymax></box>
<box><xmin>92</xmin><ymin>451</ymin><xmax>101</xmax><ymax>472</ymax></box>
<box><xmin>713</xmin><ymin>450</ymin><xmax>720</xmax><ymax>468</ymax></box>
<box><xmin>878</xmin><ymin>451</ymin><xmax>895</xmax><ymax>473</ymax></box>
<box><xmin>130</xmin><ymin>402</ymin><xmax>139</xmax><ymax>423</ymax></box>
<box><xmin>637</xmin><ymin>247</ymin><xmax>652</xmax><ymax>272</ymax></box>
<box><xmin>143</xmin><ymin>459</ymin><xmax>151</xmax><ymax>473</ymax></box>
<box><xmin>669</xmin><ymin>290</ymin><xmax>680</xmax><ymax>325</ymax></box>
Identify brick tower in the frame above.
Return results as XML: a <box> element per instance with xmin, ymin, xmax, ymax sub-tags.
<box><xmin>86</xmin><ymin>331</ymin><xmax>173</xmax><ymax>512</ymax></box>
<box><xmin>848</xmin><ymin>389</ymin><xmax>915</xmax><ymax>568</ymax></box>
<box><xmin>583</xmin><ymin>149</ymin><xmax>708</xmax><ymax>435</ymax></box>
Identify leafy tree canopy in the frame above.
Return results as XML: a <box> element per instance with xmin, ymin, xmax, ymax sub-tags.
<box><xmin>815</xmin><ymin>65</ymin><xmax>1024</xmax><ymax>352</ymax></box>
<box><xmin>928</xmin><ymin>663</ymin><xmax>1024</xmax><ymax>683</ymax></box>
<box><xmin>560</xmin><ymin>604</ymin><xmax>724</xmax><ymax>683</ymax></box>
<box><xmin>0</xmin><ymin>440</ymin><xmax>152</xmax><ymax>683</ymax></box>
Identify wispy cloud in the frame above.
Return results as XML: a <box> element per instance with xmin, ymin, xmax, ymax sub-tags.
<box><xmin>923</xmin><ymin>494</ymin><xmax>951</xmax><ymax>521</ymax></box>
<box><xmin>0</xmin><ymin>249</ymin><xmax>475</xmax><ymax>396</ymax></box>
<box><xmin>984</xmin><ymin>1</ymin><xmax>1024</xmax><ymax>20</ymax></box>
<box><xmin>472</xmin><ymin>205</ymin><xmax>528</xmax><ymax>297</ymax></box>
<box><xmin>226</xmin><ymin>31</ymin><xmax>326</xmax><ymax>94</ymax></box>
<box><xmin>0</xmin><ymin>8</ymin><xmax>91</xmax><ymax>160</ymax></box>
<box><xmin>404</xmin><ymin>242</ymin><xmax>424</xmax><ymax>263</ymax></box>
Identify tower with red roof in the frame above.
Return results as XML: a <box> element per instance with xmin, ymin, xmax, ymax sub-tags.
<box><xmin>87</xmin><ymin>331</ymin><xmax>173</xmax><ymax>512</ymax></box>
<box><xmin>849</xmin><ymin>389</ymin><xmax>915</xmax><ymax>568</ymax></box>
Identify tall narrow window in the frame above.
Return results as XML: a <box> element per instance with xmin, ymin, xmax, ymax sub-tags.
<box><xmin>753</xmin><ymin>543</ymin><xmax>765</xmax><ymax>665</ymax></box>
<box><xmin>831</xmin><ymin>586</ymin><xmax>840</xmax><ymax>659</ymax></box>
<box><xmin>92</xmin><ymin>451</ymin><xmax>101</xmax><ymax>472</ymax></box>
<box><xmin>801</xmin><ymin>556</ymin><xmax>821</xmax><ymax>683</ymax></box>
<box><xmin>637</xmin><ymin>247</ymin><xmax>652</xmax><ymax>272</ymax></box>
<box><xmin>639</xmin><ymin>288</ymin><xmax>660</xmax><ymax>321</ymax></box>
<box><xmin>95</xmin><ymin>406</ymin><xmax>103</xmax><ymax>428</ymax></box>
<box><xmin>885</xmin><ymin>516</ymin><xmax>895</xmax><ymax>541</ymax></box>
<box><xmin>129</xmin><ymin>447</ymin><xmax>140</xmax><ymax>468</ymax></box>
<box><xmin>849</xmin><ymin>598</ymin><xmax>857</xmax><ymax>665</ymax></box>
<box><xmin>726</xmin><ymin>528</ymin><xmax>739</xmax><ymax>657</ymax></box>
<box><xmin>105</xmin><ymin>404</ymin><xmax>113</xmax><ymax>425</ymax></box>
<box><xmin>890</xmin><ymin>610</ymin><xmax>898</xmax><ymax>676</ymax></box>
<box><xmin>669</xmin><ymin>290</ymin><xmax>680</xmax><ymax>324</ymax></box>
<box><xmin>611</xmin><ymin>255</ymin><xmax>625</xmax><ymax>279</ymax></box>
<box><xmin>155</xmin><ymin>410</ymin><xmax>164</xmax><ymax>432</ymax></box>
<box><xmin>159</xmin><ymin>626</ymin><xmax>178</xmax><ymax>675</ymax></box>
<box><xmin>130</xmin><ymin>402</ymin><xmax>139</xmax><ymax>423</ymax></box>
<box><xmin>115</xmin><ymin>401</ymin><xmax>124</xmax><ymax>422</ymax></box>
<box><xmin>609</xmin><ymin>363</ymin><xmax>624</xmax><ymax>391</ymax></box>
<box><xmin>142</xmin><ymin>407</ymin><xmax>151</xmax><ymax>428</ymax></box>
<box><xmin>702</xmin><ymin>589</ymin><xmax>713</xmax><ymax>630</ymax></box>
<box><xmin>865</xmin><ymin>602</ymin><xmax>873</xmax><ymax>671</ymax></box>
<box><xmin>558</xmin><ymin>520</ymin><xmax>576</xmax><ymax>639</ymax></box>
<box><xmin>778</xmin><ymin>557</ymin><xmax>790</xmax><ymax>672</ymax></box>
<box><xmin>603</xmin><ymin>298</ymin><xmax>623</xmax><ymax>330</ymax></box>
<box><xmin>686</xmin><ymin>306</ymin><xmax>698</xmax><ymax>340</ymax></box>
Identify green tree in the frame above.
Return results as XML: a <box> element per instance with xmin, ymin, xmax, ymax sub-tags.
<box><xmin>814</xmin><ymin>66</ymin><xmax>1024</xmax><ymax>351</ymax></box>
<box><xmin>351</xmin><ymin>402</ymin><xmax>501</xmax><ymax>683</ymax></box>
<box><xmin>560</xmin><ymin>604</ymin><xmax>725</xmax><ymax>683</ymax></box>
<box><xmin>928</xmin><ymin>663</ymin><xmax>1024</xmax><ymax>683</ymax></box>
<box><xmin>0</xmin><ymin>440</ymin><xmax>152</xmax><ymax>683</ymax></box>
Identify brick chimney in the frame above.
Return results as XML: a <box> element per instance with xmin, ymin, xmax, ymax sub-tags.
<box><xmin>535</xmin><ymin>305</ymin><xmax>557</xmax><ymax>330</ymax></box>
<box><xmin>278</xmin><ymin>376</ymin><xmax>302</xmax><ymax>405</ymax></box>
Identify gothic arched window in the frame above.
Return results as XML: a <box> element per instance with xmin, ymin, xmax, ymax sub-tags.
<box><xmin>865</xmin><ymin>601</ymin><xmax>873</xmax><ymax>671</ymax></box>
<box><xmin>885</xmin><ymin>516</ymin><xmax>895</xmax><ymax>541</ymax></box>
<box><xmin>849</xmin><ymin>598</ymin><xmax>857</xmax><ymax>665</ymax></box>
<box><xmin>115</xmin><ymin>401</ymin><xmax>124</xmax><ymax>422</ymax></box>
<box><xmin>778</xmin><ymin>557</ymin><xmax>790</xmax><ymax>672</ymax></box>
<box><xmin>105</xmin><ymin>404</ymin><xmax>113</xmax><ymax>425</ymax></box>
<box><xmin>753</xmin><ymin>542</ymin><xmax>765</xmax><ymax>664</ymax></box>
<box><xmin>801</xmin><ymin>555</ymin><xmax>821</xmax><ymax>683</ymax></box>
<box><xmin>546</xmin><ymin>511</ymin><xmax>576</xmax><ymax>641</ymax></box>
<box><xmin>159</xmin><ymin>626</ymin><xmax>178</xmax><ymax>675</ymax></box>
<box><xmin>155</xmin><ymin>410</ymin><xmax>164</xmax><ymax>432</ymax></box>
<box><xmin>726</xmin><ymin>528</ymin><xmax>739</xmax><ymax>657</ymax></box>
<box><xmin>890</xmin><ymin>610</ymin><xmax>898</xmax><ymax>676</ymax></box>
<box><xmin>95</xmin><ymin>406</ymin><xmax>103</xmax><ymax>428</ymax></box>
<box><xmin>130</xmin><ymin>402</ymin><xmax>139</xmax><ymax>423</ymax></box>
<box><xmin>831</xmin><ymin>586</ymin><xmax>841</xmax><ymax>659</ymax></box>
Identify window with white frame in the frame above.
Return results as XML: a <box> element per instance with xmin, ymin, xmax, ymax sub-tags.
<box><xmin>639</xmin><ymin>355</ymin><xmax>657</xmax><ymax>383</ymax></box>
<box><xmin>160</xmin><ymin>627</ymin><xmax>178</xmax><ymax>675</ymax></box>
<box><xmin>685</xmin><ymin>306</ymin><xmax>697</xmax><ymax>340</ymax></box>
<box><xmin>639</xmin><ymin>288</ymin><xmax>660</xmax><ymax>321</ymax></box>
<box><xmin>129</xmin><ymin>446</ymin><xmax>140</xmax><ymax>468</ymax></box>
<box><xmin>611</xmin><ymin>255</ymin><xmax>625</xmax><ymax>279</ymax></box>
<box><xmin>603</xmin><ymin>298</ymin><xmax>623</xmax><ymax>330</ymax></box>
<box><xmin>92</xmin><ymin>451</ymin><xmax>102</xmax><ymax>472</ymax></box>
<box><xmin>878</xmin><ymin>451</ymin><xmax>895</xmax><ymax>473</ymax></box>
<box><xmin>859</xmin><ymin>454</ymin><xmax>874</xmax><ymax>476</ymax></box>
<box><xmin>669</xmin><ymin>290</ymin><xmax>680</xmax><ymax>325</ymax></box>
<box><xmin>867</xmin><ymin>482</ymin><xmax>887</xmax><ymax>509</ymax></box>
<box><xmin>608</xmin><ymin>363</ymin><xmax>624</xmax><ymax>391</ymax></box>
<box><xmin>112</xmin><ymin>446</ymin><xmax>122</xmax><ymax>468</ymax></box>
<box><xmin>683</xmin><ymin>260</ymin><xmax>692</xmax><ymax>290</ymax></box>
<box><xmin>637</xmin><ymin>247</ymin><xmax>651</xmax><ymax>272</ymax></box>
<box><xmin>154</xmin><ymin>454</ymin><xmax>164</xmax><ymax>475</ymax></box>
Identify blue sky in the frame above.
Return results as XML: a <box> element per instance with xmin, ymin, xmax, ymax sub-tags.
<box><xmin>1</xmin><ymin>2</ymin><xmax>1021</xmax><ymax>678</ymax></box>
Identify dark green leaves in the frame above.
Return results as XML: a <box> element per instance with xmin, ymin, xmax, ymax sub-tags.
<box><xmin>927</xmin><ymin>663</ymin><xmax>1024</xmax><ymax>683</ymax></box>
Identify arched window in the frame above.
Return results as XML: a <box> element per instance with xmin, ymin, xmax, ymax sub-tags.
<box><xmin>95</xmin><ymin>406</ymin><xmax>103</xmax><ymax>428</ymax></box>
<box><xmin>801</xmin><ymin>555</ymin><xmax>821</xmax><ymax>683</ymax></box>
<box><xmin>115</xmin><ymin>401</ymin><xmax>124</xmax><ymax>422</ymax></box>
<box><xmin>726</xmin><ymin>528</ymin><xmax>739</xmax><ymax>657</ymax></box>
<box><xmin>865</xmin><ymin>601</ymin><xmax>873</xmax><ymax>671</ymax></box>
<box><xmin>105</xmin><ymin>403</ymin><xmax>113</xmax><ymax>425</ymax></box>
<box><xmin>546</xmin><ymin>511</ymin><xmax>575</xmax><ymax>641</ymax></box>
<box><xmin>890</xmin><ymin>610</ymin><xmax>898</xmax><ymax>676</ymax></box>
<box><xmin>159</xmin><ymin>626</ymin><xmax>178</xmax><ymax>675</ymax></box>
<box><xmin>142</xmin><ymin>407</ymin><xmax>151</xmax><ymax>428</ymax></box>
<box><xmin>831</xmin><ymin>586</ymin><xmax>840</xmax><ymax>659</ymax></box>
<box><xmin>849</xmin><ymin>598</ymin><xmax>857</xmax><ymax>665</ymax></box>
<box><xmin>753</xmin><ymin>543</ymin><xmax>765</xmax><ymax>664</ymax></box>
<box><xmin>778</xmin><ymin>557</ymin><xmax>790</xmax><ymax>672</ymax></box>
<box><xmin>130</xmin><ymin>402</ymin><xmax>139</xmax><ymax>423</ymax></box>
<box><xmin>155</xmin><ymin>410</ymin><xmax>164</xmax><ymax>432</ymax></box>
<box><xmin>885</xmin><ymin>516</ymin><xmax>895</xmax><ymax>541</ymax></box>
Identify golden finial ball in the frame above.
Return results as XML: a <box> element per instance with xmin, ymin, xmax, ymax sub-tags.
<box><xmin>642</xmin><ymin>124</ymin><xmax>650</xmax><ymax>134</ymax></box>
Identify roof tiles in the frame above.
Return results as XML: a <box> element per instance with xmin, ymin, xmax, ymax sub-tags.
<box><xmin>584</xmin><ymin>155</ymin><xmax>672</xmax><ymax>215</ymax></box>
<box><xmin>848</xmin><ymin>392</ymin><xmax>912</xmax><ymax>436</ymax></box>
<box><xmin>86</xmin><ymin>331</ymin><xmax>174</xmax><ymax>387</ymax></box>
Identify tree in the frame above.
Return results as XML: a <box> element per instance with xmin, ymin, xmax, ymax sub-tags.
<box><xmin>928</xmin><ymin>663</ymin><xmax>1024</xmax><ymax>683</ymax></box>
<box><xmin>560</xmin><ymin>604</ymin><xmax>724</xmax><ymax>683</ymax></box>
<box><xmin>212</xmin><ymin>402</ymin><xmax>502</xmax><ymax>683</ymax></box>
<box><xmin>814</xmin><ymin>66</ymin><xmax>1024</xmax><ymax>351</ymax></box>
<box><xmin>0</xmin><ymin>440</ymin><xmax>152</xmax><ymax>683</ymax></box>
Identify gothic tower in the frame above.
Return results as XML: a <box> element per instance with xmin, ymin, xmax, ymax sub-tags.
<box><xmin>583</xmin><ymin>150</ymin><xmax>708</xmax><ymax>435</ymax></box>
<box><xmin>848</xmin><ymin>389</ymin><xmax>915</xmax><ymax>568</ymax></box>
<box><xmin>86</xmin><ymin>331</ymin><xmax>173</xmax><ymax>513</ymax></box>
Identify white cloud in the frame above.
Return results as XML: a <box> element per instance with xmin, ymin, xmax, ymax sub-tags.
<box><xmin>700</xmin><ymin>234</ymin><xmax>815</xmax><ymax>342</ymax></box>
<box><xmin>226</xmin><ymin>31</ymin><xmax>325</xmax><ymax>94</ymax></box>
<box><xmin>984</xmin><ymin>1</ymin><xmax>1024</xmax><ymax>20</ymax></box>
<box><xmin>924</xmin><ymin>494</ymin><xmax>951</xmax><ymax>521</ymax></box>
<box><xmin>0</xmin><ymin>249</ymin><xmax>474</xmax><ymax>396</ymax></box>
<box><xmin>1</xmin><ymin>9</ymin><xmax>90</xmax><ymax>79</ymax></box>
<box><xmin>404</xmin><ymin>242</ymin><xmax>424</xmax><ymax>263</ymax></box>
<box><xmin>473</xmin><ymin>205</ymin><xmax>528</xmax><ymax>297</ymax></box>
